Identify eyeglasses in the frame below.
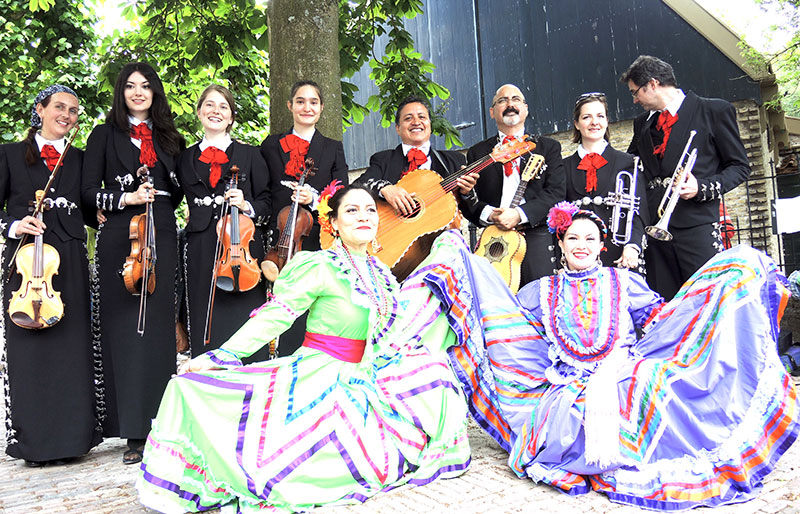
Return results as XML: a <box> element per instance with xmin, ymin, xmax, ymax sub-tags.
<box><xmin>575</xmin><ymin>92</ymin><xmax>606</xmax><ymax>105</ymax></box>
<box><xmin>493</xmin><ymin>95</ymin><xmax>525</xmax><ymax>107</ymax></box>
<box><xmin>630</xmin><ymin>82</ymin><xmax>647</xmax><ymax>98</ymax></box>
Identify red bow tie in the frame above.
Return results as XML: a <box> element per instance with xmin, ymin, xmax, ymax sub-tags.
<box><xmin>404</xmin><ymin>147</ymin><xmax>427</xmax><ymax>176</ymax></box>
<box><xmin>280</xmin><ymin>134</ymin><xmax>310</xmax><ymax>179</ymax></box>
<box><xmin>130</xmin><ymin>123</ymin><xmax>157</xmax><ymax>167</ymax></box>
<box><xmin>199</xmin><ymin>146</ymin><xmax>229</xmax><ymax>188</ymax></box>
<box><xmin>577</xmin><ymin>152</ymin><xmax>607</xmax><ymax>193</ymax></box>
<box><xmin>40</xmin><ymin>144</ymin><xmax>61</xmax><ymax>171</ymax></box>
<box><xmin>653</xmin><ymin>110</ymin><xmax>678</xmax><ymax>158</ymax></box>
<box><xmin>502</xmin><ymin>136</ymin><xmax>517</xmax><ymax>176</ymax></box>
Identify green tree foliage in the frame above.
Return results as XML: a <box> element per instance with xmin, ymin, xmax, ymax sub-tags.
<box><xmin>739</xmin><ymin>0</ymin><xmax>800</xmax><ymax>115</ymax></box>
<box><xmin>0</xmin><ymin>0</ymin><xmax>101</xmax><ymax>142</ymax></box>
<box><xmin>1</xmin><ymin>0</ymin><xmax>460</xmax><ymax>147</ymax></box>
<box><xmin>95</xmin><ymin>0</ymin><xmax>271</xmax><ymax>145</ymax></box>
<box><xmin>338</xmin><ymin>0</ymin><xmax>461</xmax><ymax>147</ymax></box>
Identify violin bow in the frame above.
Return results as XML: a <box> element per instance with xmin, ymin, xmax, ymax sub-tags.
<box><xmin>136</xmin><ymin>165</ymin><xmax>156</xmax><ymax>336</ymax></box>
<box><xmin>203</xmin><ymin>165</ymin><xmax>238</xmax><ymax>345</ymax></box>
<box><xmin>6</xmin><ymin>124</ymin><xmax>80</xmax><ymax>282</ymax></box>
<box><xmin>285</xmin><ymin>158</ymin><xmax>316</xmax><ymax>263</ymax></box>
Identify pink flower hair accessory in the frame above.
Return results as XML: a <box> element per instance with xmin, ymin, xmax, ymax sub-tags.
<box><xmin>547</xmin><ymin>201</ymin><xmax>580</xmax><ymax>235</ymax></box>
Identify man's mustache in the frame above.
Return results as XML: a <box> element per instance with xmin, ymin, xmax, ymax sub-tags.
<box><xmin>503</xmin><ymin>107</ymin><xmax>519</xmax><ymax>116</ymax></box>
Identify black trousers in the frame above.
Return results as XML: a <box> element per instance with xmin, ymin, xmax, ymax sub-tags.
<box><xmin>644</xmin><ymin>222</ymin><xmax>723</xmax><ymax>300</ymax></box>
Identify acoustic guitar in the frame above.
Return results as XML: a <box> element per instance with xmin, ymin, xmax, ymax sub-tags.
<box><xmin>321</xmin><ymin>137</ymin><xmax>536</xmax><ymax>280</ymax></box>
<box><xmin>475</xmin><ymin>153</ymin><xmax>545</xmax><ymax>293</ymax></box>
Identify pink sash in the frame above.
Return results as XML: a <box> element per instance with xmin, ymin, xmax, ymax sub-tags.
<box><xmin>302</xmin><ymin>332</ymin><xmax>366</xmax><ymax>363</ymax></box>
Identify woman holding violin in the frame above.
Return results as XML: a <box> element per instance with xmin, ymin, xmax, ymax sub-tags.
<box><xmin>176</xmin><ymin>85</ymin><xmax>271</xmax><ymax>358</ymax></box>
<box><xmin>0</xmin><ymin>85</ymin><xmax>101</xmax><ymax>466</ymax></box>
<box><xmin>82</xmin><ymin>63</ymin><xmax>184</xmax><ymax>465</ymax></box>
<box><xmin>260</xmin><ymin>80</ymin><xmax>348</xmax><ymax>355</ymax></box>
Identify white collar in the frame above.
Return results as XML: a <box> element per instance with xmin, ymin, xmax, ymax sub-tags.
<box><xmin>497</xmin><ymin>129</ymin><xmax>525</xmax><ymax>142</ymax></box>
<box><xmin>402</xmin><ymin>140</ymin><xmax>431</xmax><ymax>156</ymax></box>
<box><xmin>199</xmin><ymin>134</ymin><xmax>232</xmax><ymax>152</ymax></box>
<box><xmin>128</xmin><ymin>115</ymin><xmax>152</xmax><ymax>128</ymax></box>
<box><xmin>577</xmin><ymin>140</ymin><xmax>608</xmax><ymax>159</ymax></box>
<box><xmin>34</xmin><ymin>132</ymin><xmax>66</xmax><ymax>154</ymax></box>
<box><xmin>647</xmin><ymin>89</ymin><xmax>685</xmax><ymax>120</ymax></box>
<box><xmin>292</xmin><ymin>127</ymin><xmax>315</xmax><ymax>142</ymax></box>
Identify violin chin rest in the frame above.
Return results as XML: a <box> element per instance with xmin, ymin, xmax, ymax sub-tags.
<box><xmin>10</xmin><ymin>311</ymin><xmax>45</xmax><ymax>330</ymax></box>
<box><xmin>261</xmin><ymin>260</ymin><xmax>279</xmax><ymax>283</ymax></box>
<box><xmin>216</xmin><ymin>277</ymin><xmax>235</xmax><ymax>292</ymax></box>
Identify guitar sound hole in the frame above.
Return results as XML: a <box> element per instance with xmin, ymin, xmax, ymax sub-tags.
<box><xmin>489</xmin><ymin>243</ymin><xmax>506</xmax><ymax>259</ymax></box>
<box><xmin>399</xmin><ymin>199</ymin><xmax>423</xmax><ymax>221</ymax></box>
<box><xmin>485</xmin><ymin>237</ymin><xmax>508</xmax><ymax>262</ymax></box>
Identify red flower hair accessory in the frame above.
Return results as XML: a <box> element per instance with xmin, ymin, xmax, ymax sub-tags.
<box><xmin>547</xmin><ymin>201</ymin><xmax>580</xmax><ymax>235</ymax></box>
<box><xmin>317</xmin><ymin>179</ymin><xmax>344</xmax><ymax>235</ymax></box>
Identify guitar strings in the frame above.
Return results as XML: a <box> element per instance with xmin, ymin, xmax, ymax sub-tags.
<box><xmin>376</xmin><ymin>146</ymin><xmax>533</xmax><ymax>232</ymax></box>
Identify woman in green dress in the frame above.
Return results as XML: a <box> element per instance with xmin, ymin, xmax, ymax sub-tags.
<box><xmin>137</xmin><ymin>183</ymin><xmax>471</xmax><ymax>513</ymax></box>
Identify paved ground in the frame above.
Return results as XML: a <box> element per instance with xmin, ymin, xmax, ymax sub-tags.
<box><xmin>1</xmin><ymin>381</ymin><xmax>800</xmax><ymax>514</ymax></box>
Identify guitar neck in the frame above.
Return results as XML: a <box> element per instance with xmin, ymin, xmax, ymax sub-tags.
<box><xmin>439</xmin><ymin>154</ymin><xmax>496</xmax><ymax>193</ymax></box>
<box><xmin>509</xmin><ymin>179</ymin><xmax>530</xmax><ymax>209</ymax></box>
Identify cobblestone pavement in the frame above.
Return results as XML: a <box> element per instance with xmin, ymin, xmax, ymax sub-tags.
<box><xmin>2</xmin><ymin>390</ymin><xmax>800</xmax><ymax>514</ymax></box>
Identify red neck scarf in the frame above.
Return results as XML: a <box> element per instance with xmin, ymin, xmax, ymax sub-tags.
<box><xmin>653</xmin><ymin>110</ymin><xmax>678</xmax><ymax>158</ymax></box>
<box><xmin>280</xmin><ymin>134</ymin><xmax>310</xmax><ymax>179</ymax></box>
<box><xmin>130</xmin><ymin>123</ymin><xmax>158</xmax><ymax>167</ymax></box>
<box><xmin>577</xmin><ymin>152</ymin><xmax>607</xmax><ymax>193</ymax></box>
<box><xmin>404</xmin><ymin>147</ymin><xmax>427</xmax><ymax>177</ymax></box>
<box><xmin>502</xmin><ymin>135</ymin><xmax>517</xmax><ymax>176</ymax></box>
<box><xmin>40</xmin><ymin>144</ymin><xmax>61</xmax><ymax>171</ymax></box>
<box><xmin>199</xmin><ymin>146</ymin><xmax>229</xmax><ymax>188</ymax></box>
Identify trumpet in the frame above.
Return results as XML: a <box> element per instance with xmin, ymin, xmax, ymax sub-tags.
<box><xmin>605</xmin><ymin>157</ymin><xmax>641</xmax><ymax>246</ymax></box>
<box><xmin>645</xmin><ymin>130</ymin><xmax>698</xmax><ymax>242</ymax></box>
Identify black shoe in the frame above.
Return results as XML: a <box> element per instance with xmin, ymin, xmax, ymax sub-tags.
<box><xmin>122</xmin><ymin>447</ymin><xmax>143</xmax><ymax>465</ymax></box>
<box><xmin>50</xmin><ymin>457</ymin><xmax>76</xmax><ymax>466</ymax></box>
<box><xmin>25</xmin><ymin>460</ymin><xmax>45</xmax><ymax>467</ymax></box>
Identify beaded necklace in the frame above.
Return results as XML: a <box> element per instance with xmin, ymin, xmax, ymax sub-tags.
<box><xmin>340</xmin><ymin>243</ymin><xmax>391</xmax><ymax>318</ymax></box>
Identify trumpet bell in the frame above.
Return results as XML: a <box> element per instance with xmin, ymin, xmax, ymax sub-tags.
<box><xmin>645</xmin><ymin>224</ymin><xmax>673</xmax><ymax>241</ymax></box>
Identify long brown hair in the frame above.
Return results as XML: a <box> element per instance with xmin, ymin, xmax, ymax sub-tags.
<box><xmin>108</xmin><ymin>62</ymin><xmax>184</xmax><ymax>156</ymax></box>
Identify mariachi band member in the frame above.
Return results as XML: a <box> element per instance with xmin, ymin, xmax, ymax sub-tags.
<box><xmin>0</xmin><ymin>85</ymin><xmax>101</xmax><ymax>466</ymax></box>
<box><xmin>621</xmin><ymin>55</ymin><xmax>751</xmax><ymax>299</ymax></box>
<box><xmin>356</xmin><ymin>95</ymin><xmax>472</xmax><ymax>217</ymax></box>
<box><xmin>176</xmin><ymin>85</ymin><xmax>271</xmax><ymax>359</ymax></box>
<box><xmin>82</xmin><ymin>62</ymin><xmax>184</xmax><ymax>465</ymax></box>
<box><xmin>563</xmin><ymin>92</ymin><xmax>648</xmax><ymax>271</ymax></box>
<box><xmin>465</xmin><ymin>84</ymin><xmax>566</xmax><ymax>288</ymax></box>
<box><xmin>260</xmin><ymin>80</ymin><xmax>349</xmax><ymax>356</ymax></box>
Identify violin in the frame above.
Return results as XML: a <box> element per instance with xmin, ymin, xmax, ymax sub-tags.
<box><xmin>214</xmin><ymin>165</ymin><xmax>260</xmax><ymax>292</ymax></box>
<box><xmin>262</xmin><ymin>157</ymin><xmax>316</xmax><ymax>282</ymax></box>
<box><xmin>8</xmin><ymin>190</ymin><xmax>64</xmax><ymax>329</ymax></box>
<box><xmin>121</xmin><ymin>165</ymin><xmax>157</xmax><ymax>335</ymax></box>
<box><xmin>6</xmin><ymin>125</ymin><xmax>79</xmax><ymax>329</ymax></box>
<box><xmin>203</xmin><ymin>165</ymin><xmax>260</xmax><ymax>344</ymax></box>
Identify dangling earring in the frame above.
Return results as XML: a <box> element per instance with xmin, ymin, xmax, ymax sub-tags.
<box><xmin>560</xmin><ymin>255</ymin><xmax>567</xmax><ymax>269</ymax></box>
<box><xmin>371</xmin><ymin>238</ymin><xmax>381</xmax><ymax>253</ymax></box>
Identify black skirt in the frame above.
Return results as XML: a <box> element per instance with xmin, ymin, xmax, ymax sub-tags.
<box><xmin>3</xmin><ymin>236</ymin><xmax>102</xmax><ymax>461</ymax></box>
<box><xmin>93</xmin><ymin>198</ymin><xmax>178</xmax><ymax>439</ymax></box>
